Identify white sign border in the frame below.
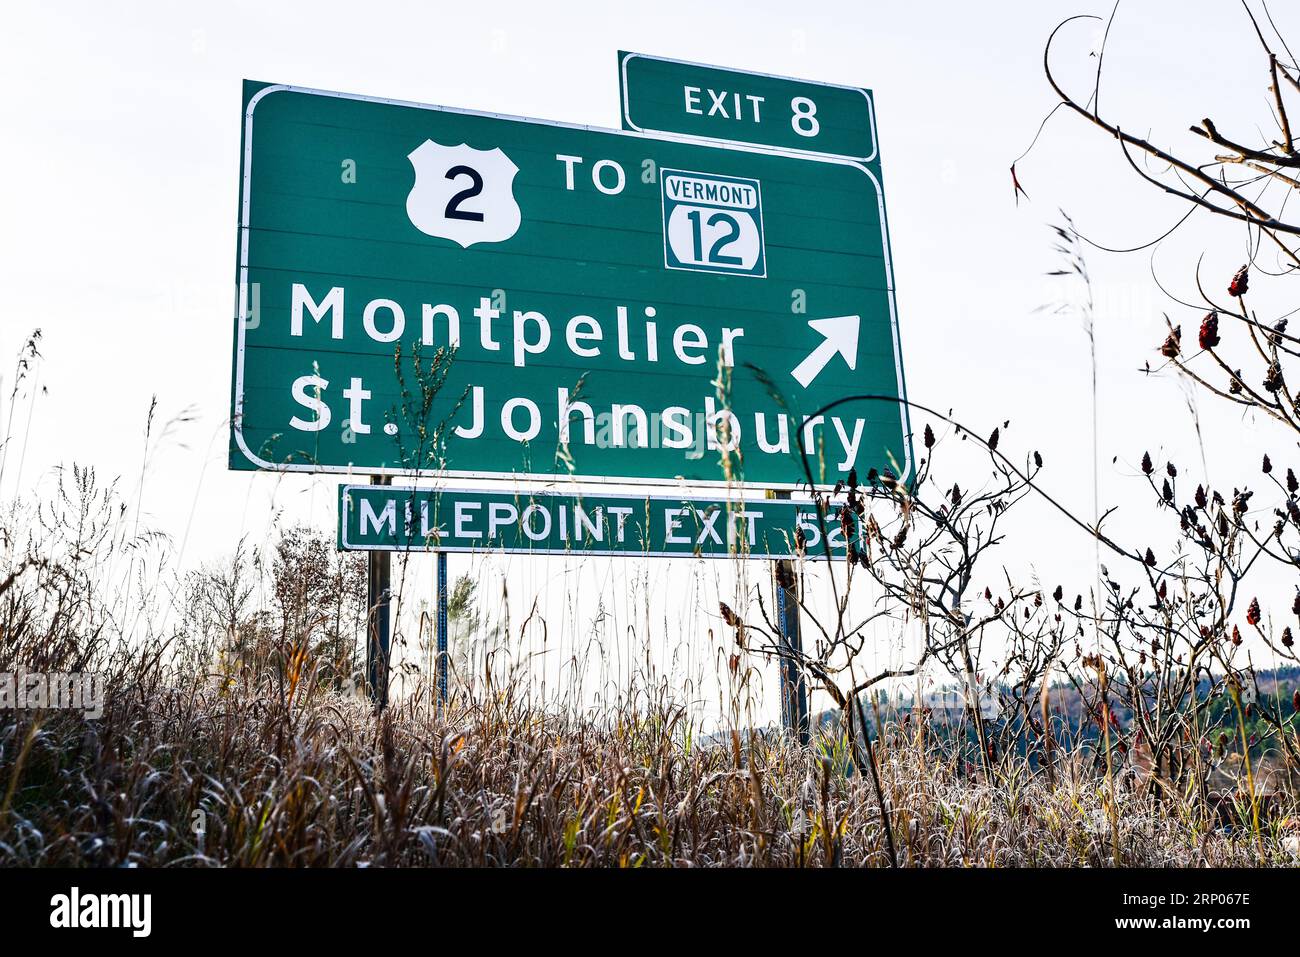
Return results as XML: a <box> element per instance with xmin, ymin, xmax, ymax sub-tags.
<box><xmin>619</xmin><ymin>51</ymin><xmax>879</xmax><ymax>164</ymax></box>
<box><xmin>233</xmin><ymin>82</ymin><xmax>912</xmax><ymax>490</ymax></box>
<box><xmin>659</xmin><ymin>166</ymin><xmax>768</xmax><ymax>279</ymax></box>
<box><xmin>338</xmin><ymin>483</ymin><xmax>847</xmax><ymax>561</ymax></box>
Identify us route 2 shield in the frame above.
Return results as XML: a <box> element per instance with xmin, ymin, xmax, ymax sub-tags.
<box><xmin>231</xmin><ymin>81</ymin><xmax>911</xmax><ymax>488</ymax></box>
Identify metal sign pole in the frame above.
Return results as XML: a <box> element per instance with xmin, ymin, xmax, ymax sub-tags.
<box><xmin>775</xmin><ymin>559</ymin><xmax>810</xmax><ymax>746</ymax></box>
<box><xmin>366</xmin><ymin>475</ymin><xmax>392</xmax><ymax>708</ymax></box>
<box><xmin>771</xmin><ymin>490</ymin><xmax>810</xmax><ymax>746</ymax></box>
<box><xmin>436</xmin><ymin>550</ymin><xmax>449</xmax><ymax>711</ymax></box>
<box><xmin>775</xmin><ymin>578</ymin><xmax>793</xmax><ymax>732</ymax></box>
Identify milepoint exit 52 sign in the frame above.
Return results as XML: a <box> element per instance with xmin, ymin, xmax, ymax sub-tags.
<box><xmin>230</xmin><ymin>57</ymin><xmax>910</xmax><ymax>489</ymax></box>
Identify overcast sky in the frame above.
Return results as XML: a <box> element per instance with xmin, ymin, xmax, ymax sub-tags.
<box><xmin>2</xmin><ymin>0</ymin><xmax>1294</xmax><ymax>718</ymax></box>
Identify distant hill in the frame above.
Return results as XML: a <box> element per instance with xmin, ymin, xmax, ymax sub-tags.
<box><xmin>801</xmin><ymin>667</ymin><xmax>1300</xmax><ymax>762</ymax></box>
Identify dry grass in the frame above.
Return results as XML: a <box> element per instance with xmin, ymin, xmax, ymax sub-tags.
<box><xmin>0</xmin><ymin>439</ymin><xmax>1296</xmax><ymax>869</ymax></box>
<box><xmin>1</xmin><ymin>659</ymin><xmax>1294</xmax><ymax>867</ymax></box>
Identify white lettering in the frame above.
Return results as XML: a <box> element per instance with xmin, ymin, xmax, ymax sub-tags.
<box><xmin>556</xmin><ymin>153</ymin><xmax>583</xmax><ymax>190</ymax></box>
<box><xmin>422</xmin><ymin>304</ymin><xmax>460</xmax><ymax>348</ymax></box>
<box><xmin>289</xmin><ymin>375</ymin><xmax>331</xmax><ymax>432</ymax></box>
<box><xmin>291</xmin><ymin>284</ymin><xmax>344</xmax><ymax>339</ymax></box>
<box><xmin>454</xmin><ymin>501</ymin><xmax>482</xmax><ymax>539</ymax></box>
<box><xmin>501</xmin><ymin>397</ymin><xmax>541</xmax><ymax>441</ymax></box>
<box><xmin>513</xmin><ymin>310</ymin><xmax>551</xmax><ymax>367</ymax></box>
<box><xmin>363</xmin><ymin>298</ymin><xmax>404</xmax><ymax>342</ymax></box>
<box><xmin>673</xmin><ymin>324</ymin><xmax>708</xmax><ymax>364</ymax></box>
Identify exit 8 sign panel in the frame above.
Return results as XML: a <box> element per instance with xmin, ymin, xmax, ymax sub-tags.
<box><xmin>230</xmin><ymin>81</ymin><xmax>910</xmax><ymax>488</ymax></box>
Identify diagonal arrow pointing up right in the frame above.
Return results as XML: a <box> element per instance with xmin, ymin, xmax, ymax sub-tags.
<box><xmin>791</xmin><ymin>314</ymin><xmax>860</xmax><ymax>388</ymax></box>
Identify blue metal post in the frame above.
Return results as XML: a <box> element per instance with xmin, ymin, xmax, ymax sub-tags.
<box><xmin>776</xmin><ymin>581</ymin><xmax>792</xmax><ymax>732</ymax></box>
<box><xmin>436</xmin><ymin>550</ymin><xmax>449</xmax><ymax>710</ymax></box>
<box><xmin>366</xmin><ymin>475</ymin><xmax>392</xmax><ymax>708</ymax></box>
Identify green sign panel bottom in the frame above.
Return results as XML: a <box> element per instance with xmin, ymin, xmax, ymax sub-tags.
<box><xmin>338</xmin><ymin>485</ymin><xmax>858</xmax><ymax>560</ymax></box>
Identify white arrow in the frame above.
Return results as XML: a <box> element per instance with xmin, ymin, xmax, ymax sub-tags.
<box><xmin>791</xmin><ymin>314</ymin><xmax>860</xmax><ymax>388</ymax></box>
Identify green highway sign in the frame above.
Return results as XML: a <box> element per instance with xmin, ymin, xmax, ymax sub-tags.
<box><xmin>619</xmin><ymin>52</ymin><xmax>876</xmax><ymax>161</ymax></box>
<box><xmin>231</xmin><ymin>79</ymin><xmax>910</xmax><ymax>489</ymax></box>
<box><xmin>338</xmin><ymin>484</ymin><xmax>860</xmax><ymax>560</ymax></box>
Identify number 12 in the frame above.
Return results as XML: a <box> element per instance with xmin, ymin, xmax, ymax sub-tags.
<box><xmin>686</xmin><ymin>210</ymin><xmax>742</xmax><ymax>265</ymax></box>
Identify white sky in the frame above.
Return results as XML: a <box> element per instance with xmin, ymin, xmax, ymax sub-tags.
<box><xmin>2</xmin><ymin>0</ymin><xmax>1295</xmax><ymax>720</ymax></box>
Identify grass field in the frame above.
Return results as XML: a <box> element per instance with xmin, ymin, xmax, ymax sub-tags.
<box><xmin>2</xmin><ymin>468</ymin><xmax>1297</xmax><ymax>868</ymax></box>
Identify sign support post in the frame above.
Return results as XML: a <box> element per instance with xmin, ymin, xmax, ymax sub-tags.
<box><xmin>772</xmin><ymin>490</ymin><xmax>810</xmax><ymax>746</ymax></box>
<box><xmin>775</xmin><ymin>569</ymin><xmax>810</xmax><ymax>745</ymax></box>
<box><xmin>235</xmin><ymin>67</ymin><xmax>909</xmax><ymax>735</ymax></box>
<box><xmin>436</xmin><ymin>550</ymin><xmax>449</xmax><ymax>711</ymax></box>
<box><xmin>366</xmin><ymin>475</ymin><xmax>392</xmax><ymax>708</ymax></box>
